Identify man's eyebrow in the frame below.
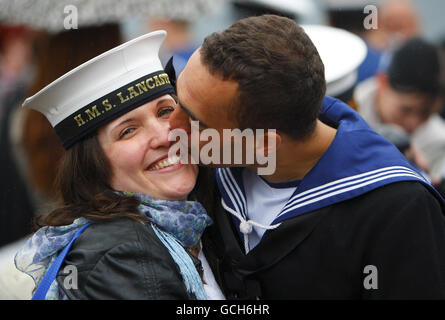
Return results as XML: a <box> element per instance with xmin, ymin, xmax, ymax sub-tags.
<box><xmin>178</xmin><ymin>101</ymin><xmax>209</xmax><ymax>128</ymax></box>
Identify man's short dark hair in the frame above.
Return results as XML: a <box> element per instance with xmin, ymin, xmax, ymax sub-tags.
<box><xmin>200</xmin><ymin>14</ymin><xmax>326</xmax><ymax>140</ymax></box>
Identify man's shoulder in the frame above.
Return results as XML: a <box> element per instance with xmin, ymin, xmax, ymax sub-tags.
<box><xmin>363</xmin><ymin>179</ymin><xmax>436</xmax><ymax>199</ymax></box>
<box><xmin>318</xmin><ymin>181</ymin><xmax>444</xmax><ymax>232</ymax></box>
<box><xmin>336</xmin><ymin>180</ymin><xmax>441</xmax><ymax>211</ymax></box>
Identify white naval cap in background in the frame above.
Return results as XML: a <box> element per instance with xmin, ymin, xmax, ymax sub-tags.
<box><xmin>303</xmin><ymin>24</ymin><xmax>367</xmax><ymax>98</ymax></box>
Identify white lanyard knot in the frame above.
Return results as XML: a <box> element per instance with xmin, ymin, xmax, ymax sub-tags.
<box><xmin>221</xmin><ymin>199</ymin><xmax>281</xmax><ymax>253</ymax></box>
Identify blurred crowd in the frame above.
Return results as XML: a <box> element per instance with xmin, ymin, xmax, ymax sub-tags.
<box><xmin>0</xmin><ymin>0</ymin><xmax>445</xmax><ymax>298</ymax></box>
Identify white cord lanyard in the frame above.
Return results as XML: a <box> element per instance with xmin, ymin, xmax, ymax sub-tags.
<box><xmin>221</xmin><ymin>198</ymin><xmax>281</xmax><ymax>254</ymax></box>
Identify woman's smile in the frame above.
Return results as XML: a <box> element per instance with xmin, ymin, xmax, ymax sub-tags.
<box><xmin>146</xmin><ymin>154</ymin><xmax>182</xmax><ymax>171</ymax></box>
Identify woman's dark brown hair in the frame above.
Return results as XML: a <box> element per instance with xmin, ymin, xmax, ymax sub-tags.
<box><xmin>34</xmin><ymin>134</ymin><xmax>144</xmax><ymax>229</ymax></box>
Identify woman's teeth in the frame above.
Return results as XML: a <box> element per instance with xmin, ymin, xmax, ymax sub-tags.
<box><xmin>148</xmin><ymin>155</ymin><xmax>180</xmax><ymax>171</ymax></box>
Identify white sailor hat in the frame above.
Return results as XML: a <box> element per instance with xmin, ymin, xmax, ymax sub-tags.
<box><xmin>22</xmin><ymin>30</ymin><xmax>175</xmax><ymax>149</ymax></box>
<box><xmin>302</xmin><ymin>25</ymin><xmax>367</xmax><ymax>100</ymax></box>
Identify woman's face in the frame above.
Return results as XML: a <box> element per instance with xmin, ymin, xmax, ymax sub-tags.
<box><xmin>98</xmin><ymin>94</ymin><xmax>198</xmax><ymax>200</ymax></box>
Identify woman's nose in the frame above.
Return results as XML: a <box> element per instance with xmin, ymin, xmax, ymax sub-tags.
<box><xmin>149</xmin><ymin>121</ymin><xmax>172</xmax><ymax>149</ymax></box>
<box><xmin>169</xmin><ymin>106</ymin><xmax>191</xmax><ymax>134</ymax></box>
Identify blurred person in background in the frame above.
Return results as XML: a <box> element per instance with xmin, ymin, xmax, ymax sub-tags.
<box><xmin>439</xmin><ymin>38</ymin><xmax>445</xmax><ymax>121</ymax></box>
<box><xmin>0</xmin><ymin>24</ymin><xmax>35</xmax><ymax>247</ymax></box>
<box><xmin>366</xmin><ymin>0</ymin><xmax>420</xmax><ymax>53</ymax></box>
<box><xmin>0</xmin><ymin>24</ymin><xmax>122</xmax><ymax>299</ymax></box>
<box><xmin>354</xmin><ymin>37</ymin><xmax>445</xmax><ymax>195</ymax></box>
<box><xmin>325</xmin><ymin>0</ymin><xmax>421</xmax><ymax>84</ymax></box>
<box><xmin>435</xmin><ymin>38</ymin><xmax>445</xmax><ymax>195</ymax></box>
<box><xmin>147</xmin><ymin>17</ymin><xmax>197</xmax><ymax>75</ymax></box>
<box><xmin>0</xmin><ymin>25</ymin><xmax>34</xmax><ymax>125</ymax></box>
<box><xmin>373</xmin><ymin>123</ymin><xmax>431</xmax><ymax>179</ymax></box>
<box><xmin>303</xmin><ymin>24</ymin><xmax>367</xmax><ymax>109</ymax></box>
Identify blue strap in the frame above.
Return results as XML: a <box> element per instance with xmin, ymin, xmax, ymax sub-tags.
<box><xmin>32</xmin><ymin>222</ymin><xmax>92</xmax><ymax>300</ymax></box>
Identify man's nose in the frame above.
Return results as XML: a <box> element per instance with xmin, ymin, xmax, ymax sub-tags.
<box><xmin>169</xmin><ymin>106</ymin><xmax>191</xmax><ymax>134</ymax></box>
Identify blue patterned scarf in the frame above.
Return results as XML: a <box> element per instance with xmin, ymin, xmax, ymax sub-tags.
<box><xmin>15</xmin><ymin>192</ymin><xmax>212</xmax><ymax>300</ymax></box>
<box><xmin>127</xmin><ymin>191</ymin><xmax>212</xmax><ymax>248</ymax></box>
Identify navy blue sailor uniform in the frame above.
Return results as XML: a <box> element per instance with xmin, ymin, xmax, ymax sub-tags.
<box><xmin>202</xmin><ymin>96</ymin><xmax>445</xmax><ymax>299</ymax></box>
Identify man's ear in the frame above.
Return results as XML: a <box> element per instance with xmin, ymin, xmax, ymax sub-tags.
<box><xmin>254</xmin><ymin>130</ymin><xmax>280</xmax><ymax>175</ymax></box>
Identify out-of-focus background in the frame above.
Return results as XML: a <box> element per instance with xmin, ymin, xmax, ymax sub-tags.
<box><xmin>0</xmin><ymin>0</ymin><xmax>445</xmax><ymax>299</ymax></box>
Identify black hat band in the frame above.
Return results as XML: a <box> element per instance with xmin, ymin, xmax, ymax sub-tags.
<box><xmin>55</xmin><ymin>70</ymin><xmax>175</xmax><ymax>149</ymax></box>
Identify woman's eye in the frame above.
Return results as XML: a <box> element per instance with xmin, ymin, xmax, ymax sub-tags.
<box><xmin>158</xmin><ymin>107</ymin><xmax>174</xmax><ymax>118</ymax></box>
<box><xmin>119</xmin><ymin>127</ymin><xmax>135</xmax><ymax>139</ymax></box>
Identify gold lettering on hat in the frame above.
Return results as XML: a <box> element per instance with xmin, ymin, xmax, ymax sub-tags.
<box><xmin>127</xmin><ymin>86</ymin><xmax>139</xmax><ymax>100</ymax></box>
<box><xmin>153</xmin><ymin>76</ymin><xmax>163</xmax><ymax>87</ymax></box>
<box><xmin>73</xmin><ymin>114</ymin><xmax>86</xmax><ymax>127</ymax></box>
<box><xmin>102</xmin><ymin>99</ymin><xmax>113</xmax><ymax>111</ymax></box>
<box><xmin>159</xmin><ymin>73</ymin><xmax>170</xmax><ymax>84</ymax></box>
<box><xmin>146</xmin><ymin>77</ymin><xmax>155</xmax><ymax>89</ymax></box>
<box><xmin>135</xmin><ymin>82</ymin><xmax>148</xmax><ymax>95</ymax></box>
<box><xmin>117</xmin><ymin>92</ymin><xmax>130</xmax><ymax>104</ymax></box>
<box><xmin>158</xmin><ymin>75</ymin><xmax>166</xmax><ymax>85</ymax></box>
<box><xmin>84</xmin><ymin>105</ymin><xmax>101</xmax><ymax>120</ymax></box>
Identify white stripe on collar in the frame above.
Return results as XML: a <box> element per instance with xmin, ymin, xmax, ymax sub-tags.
<box><xmin>281</xmin><ymin>166</ymin><xmax>424</xmax><ymax>213</ymax></box>
<box><xmin>217</xmin><ymin>169</ymin><xmax>242</xmax><ymax>218</ymax></box>
<box><xmin>220</xmin><ymin>168</ymin><xmax>247</xmax><ymax>218</ymax></box>
<box><xmin>224</xmin><ymin>168</ymin><xmax>248</xmax><ymax>214</ymax></box>
<box><xmin>278</xmin><ymin>166</ymin><xmax>425</xmax><ymax>218</ymax></box>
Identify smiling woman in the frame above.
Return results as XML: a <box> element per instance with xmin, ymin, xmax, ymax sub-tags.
<box><xmin>13</xmin><ymin>31</ymin><xmax>224</xmax><ymax>300</ymax></box>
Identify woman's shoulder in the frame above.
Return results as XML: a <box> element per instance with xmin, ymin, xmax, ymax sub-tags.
<box><xmin>76</xmin><ymin>218</ymin><xmax>150</xmax><ymax>245</ymax></box>
<box><xmin>57</xmin><ymin>217</ymin><xmax>191</xmax><ymax>299</ymax></box>
<box><xmin>65</xmin><ymin>218</ymin><xmax>162</xmax><ymax>262</ymax></box>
